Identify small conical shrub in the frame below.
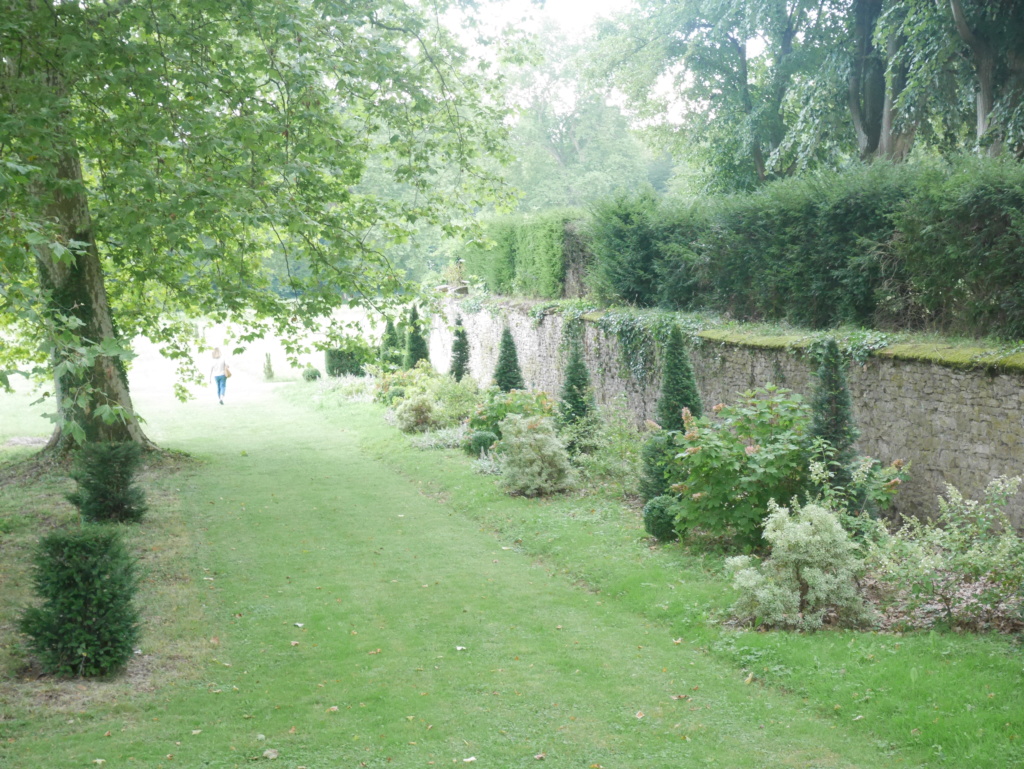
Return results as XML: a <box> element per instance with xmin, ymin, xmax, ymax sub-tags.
<box><xmin>380</xmin><ymin>318</ymin><xmax>403</xmax><ymax>368</ymax></box>
<box><xmin>403</xmin><ymin>305</ymin><xmax>430</xmax><ymax>370</ymax></box>
<box><xmin>557</xmin><ymin>336</ymin><xmax>594</xmax><ymax>425</ymax></box>
<box><xmin>656</xmin><ymin>325</ymin><xmax>702</xmax><ymax>432</ymax></box>
<box><xmin>263</xmin><ymin>353</ymin><xmax>274</xmax><ymax>381</ymax></box>
<box><xmin>643</xmin><ymin>495</ymin><xmax>680</xmax><ymax>541</ymax></box>
<box><xmin>493</xmin><ymin>327</ymin><xmax>525</xmax><ymax>392</ymax></box>
<box><xmin>450</xmin><ymin>317</ymin><xmax>470</xmax><ymax>382</ymax></box>
<box><xmin>67</xmin><ymin>441</ymin><xmax>148</xmax><ymax>523</ymax></box>
<box><xmin>810</xmin><ymin>339</ymin><xmax>859</xmax><ymax>473</ymax></box>
<box><xmin>19</xmin><ymin>527</ymin><xmax>140</xmax><ymax>677</ymax></box>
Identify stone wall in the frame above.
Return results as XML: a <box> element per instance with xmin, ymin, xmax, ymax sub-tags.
<box><xmin>429</xmin><ymin>301</ymin><xmax>1024</xmax><ymax>526</ymax></box>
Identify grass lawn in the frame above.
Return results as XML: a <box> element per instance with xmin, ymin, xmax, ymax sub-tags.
<box><xmin>1</xmin><ymin>369</ymin><xmax>1022</xmax><ymax>768</ymax></box>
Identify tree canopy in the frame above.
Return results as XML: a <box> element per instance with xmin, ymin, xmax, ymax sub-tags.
<box><xmin>1</xmin><ymin>0</ymin><xmax>508</xmax><ymax>445</ymax></box>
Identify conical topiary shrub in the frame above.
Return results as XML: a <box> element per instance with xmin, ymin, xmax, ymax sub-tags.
<box><xmin>450</xmin><ymin>317</ymin><xmax>470</xmax><ymax>382</ymax></box>
<box><xmin>557</xmin><ymin>336</ymin><xmax>594</xmax><ymax>426</ymax></box>
<box><xmin>379</xmin><ymin>318</ymin><xmax>403</xmax><ymax>368</ymax></box>
<box><xmin>810</xmin><ymin>339</ymin><xmax>859</xmax><ymax>471</ymax></box>
<box><xmin>19</xmin><ymin>527</ymin><xmax>140</xmax><ymax>677</ymax></box>
<box><xmin>655</xmin><ymin>325</ymin><xmax>703</xmax><ymax>431</ymax></box>
<box><xmin>403</xmin><ymin>305</ymin><xmax>430</xmax><ymax>370</ymax></box>
<box><xmin>493</xmin><ymin>327</ymin><xmax>525</xmax><ymax>392</ymax></box>
<box><xmin>67</xmin><ymin>441</ymin><xmax>148</xmax><ymax>523</ymax></box>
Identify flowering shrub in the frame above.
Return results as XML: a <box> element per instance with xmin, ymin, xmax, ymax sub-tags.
<box><xmin>866</xmin><ymin>476</ymin><xmax>1024</xmax><ymax>630</ymax></box>
<box><xmin>726</xmin><ymin>499</ymin><xmax>874</xmax><ymax>631</ymax></box>
<box><xmin>666</xmin><ymin>386</ymin><xmax>814</xmax><ymax>549</ymax></box>
<box><xmin>468</xmin><ymin>387</ymin><xmax>553</xmax><ymax>438</ymax></box>
<box><xmin>371</xmin><ymin>360</ymin><xmax>437</xmax><ymax>405</ymax></box>
<box><xmin>494</xmin><ymin>415</ymin><xmax>574</xmax><ymax>497</ymax></box>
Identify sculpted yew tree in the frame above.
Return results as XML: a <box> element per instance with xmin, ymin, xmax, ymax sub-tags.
<box><xmin>0</xmin><ymin>0</ymin><xmax>507</xmax><ymax>449</ymax></box>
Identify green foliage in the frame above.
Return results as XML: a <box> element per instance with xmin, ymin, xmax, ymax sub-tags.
<box><xmin>458</xmin><ymin>211</ymin><xmax>580</xmax><ymax>299</ymax></box>
<box><xmin>561</xmin><ymin>398</ymin><xmax>642</xmax><ymax>495</ymax></box>
<box><xmin>639</xmin><ymin>432</ymin><xmax>674</xmax><ymax>502</ymax></box>
<box><xmin>557</xmin><ymin>336</ymin><xmax>594</xmax><ymax>426</ymax></box>
<box><xmin>403</xmin><ymin>306</ymin><xmax>431</xmax><ymax>370</ymax></box>
<box><xmin>494</xmin><ymin>415</ymin><xmax>575</xmax><ymax>497</ymax></box>
<box><xmin>643</xmin><ymin>495</ymin><xmax>679</xmax><ymax>542</ymax></box>
<box><xmin>492</xmin><ymin>327</ymin><xmax>525</xmax><ymax>392</ymax></box>
<box><xmin>379</xmin><ymin>319</ymin><xmax>403</xmax><ymax>370</ymax></box>
<box><xmin>450</xmin><ymin>318</ymin><xmax>470</xmax><ymax>382</ymax></box>
<box><xmin>464</xmin><ymin>430</ymin><xmax>499</xmax><ymax>458</ymax></box>
<box><xmin>372</xmin><ymin>360</ymin><xmax>436</xmax><ymax>406</ymax></box>
<box><xmin>809</xmin><ymin>339</ymin><xmax>858</xmax><ymax>485</ymax></box>
<box><xmin>67</xmin><ymin>442</ymin><xmax>148</xmax><ymax>524</ymax></box>
<box><xmin>726</xmin><ymin>500</ymin><xmax>874</xmax><ymax>631</ymax></box>
<box><xmin>655</xmin><ymin>325</ymin><xmax>702</xmax><ymax>431</ymax></box>
<box><xmin>585</xmin><ymin>189</ymin><xmax>661</xmax><ymax>306</ymax></box>
<box><xmin>326</xmin><ymin>337</ymin><xmax>375</xmax><ymax>377</ymax></box>
<box><xmin>263</xmin><ymin>353</ymin><xmax>274</xmax><ymax>381</ymax></box>
<box><xmin>468</xmin><ymin>387</ymin><xmax>553</xmax><ymax>439</ymax></box>
<box><xmin>19</xmin><ymin>527</ymin><xmax>140</xmax><ymax>677</ymax></box>
<box><xmin>867</xmin><ymin>476</ymin><xmax>1024</xmax><ymax>630</ymax></box>
<box><xmin>395</xmin><ymin>393</ymin><xmax>440</xmax><ymax>434</ymax></box>
<box><xmin>302</xmin><ymin>366</ymin><xmax>322</xmax><ymax>382</ymax></box>
<box><xmin>667</xmin><ymin>387</ymin><xmax>814</xmax><ymax>549</ymax></box>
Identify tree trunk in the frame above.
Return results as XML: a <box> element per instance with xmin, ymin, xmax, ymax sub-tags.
<box><xmin>948</xmin><ymin>0</ymin><xmax>1000</xmax><ymax>154</ymax></box>
<box><xmin>879</xmin><ymin>36</ymin><xmax>916</xmax><ymax>161</ymax></box>
<box><xmin>35</xmin><ymin>146</ymin><xmax>152</xmax><ymax>452</ymax></box>
<box><xmin>849</xmin><ymin>0</ymin><xmax>885</xmax><ymax>158</ymax></box>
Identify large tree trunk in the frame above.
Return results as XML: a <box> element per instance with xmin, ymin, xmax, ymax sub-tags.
<box><xmin>35</xmin><ymin>146</ymin><xmax>152</xmax><ymax>452</ymax></box>
<box><xmin>948</xmin><ymin>0</ymin><xmax>1000</xmax><ymax>154</ymax></box>
<box><xmin>849</xmin><ymin>0</ymin><xmax>886</xmax><ymax>158</ymax></box>
<box><xmin>879</xmin><ymin>35</ymin><xmax>916</xmax><ymax>161</ymax></box>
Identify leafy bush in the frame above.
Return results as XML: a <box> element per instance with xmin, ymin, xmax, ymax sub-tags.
<box><xmin>655</xmin><ymin>324</ymin><xmax>702</xmax><ymax>431</ymax></box>
<box><xmin>666</xmin><ymin>387</ymin><xmax>814</xmax><ymax>548</ymax></box>
<box><xmin>726</xmin><ymin>499</ymin><xmax>874</xmax><ymax>631</ymax></box>
<box><xmin>302</xmin><ymin>366</ymin><xmax>322</xmax><ymax>381</ymax></box>
<box><xmin>643</xmin><ymin>495</ymin><xmax>679</xmax><ymax>541</ymax></box>
<box><xmin>372</xmin><ymin>360</ymin><xmax>437</xmax><ymax>406</ymax></box>
<box><xmin>464</xmin><ymin>430</ymin><xmax>499</xmax><ymax>457</ymax></box>
<box><xmin>468</xmin><ymin>387</ymin><xmax>553</xmax><ymax>438</ymax></box>
<box><xmin>19</xmin><ymin>527</ymin><xmax>140</xmax><ymax>677</ymax></box>
<box><xmin>395</xmin><ymin>393</ymin><xmax>440</xmax><ymax>433</ymax></box>
<box><xmin>866</xmin><ymin>476</ymin><xmax>1024</xmax><ymax>630</ymax></box>
<box><xmin>493</xmin><ymin>327</ymin><xmax>525</xmax><ymax>392</ymax></box>
<box><xmin>67</xmin><ymin>441</ymin><xmax>148</xmax><ymax>524</ymax></box>
<box><xmin>430</xmin><ymin>375</ymin><xmax>480</xmax><ymax>428</ymax></box>
<box><xmin>325</xmin><ymin>336</ymin><xmax>375</xmax><ymax>377</ymax></box>
<box><xmin>403</xmin><ymin>305</ymin><xmax>431</xmax><ymax>370</ymax></box>
<box><xmin>565</xmin><ymin>398</ymin><xmax>643</xmax><ymax>495</ymax></box>
<box><xmin>494</xmin><ymin>415</ymin><xmax>574</xmax><ymax>497</ymax></box>
<box><xmin>450</xmin><ymin>318</ymin><xmax>470</xmax><ymax>382</ymax></box>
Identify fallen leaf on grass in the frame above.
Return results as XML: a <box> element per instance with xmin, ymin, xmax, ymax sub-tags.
<box><xmin>744</xmin><ymin>673</ymin><xmax>754</xmax><ymax>684</ymax></box>
<box><xmin>263</xmin><ymin>748</ymin><xmax>279</xmax><ymax>759</ymax></box>
<box><xmin>368</xmin><ymin>648</ymin><xmax>381</xmax><ymax>655</ymax></box>
<box><xmin>92</xmin><ymin>761</ymin><xmax>105</xmax><ymax>766</ymax></box>
<box><xmin>670</xmin><ymin>695</ymin><xmax>691</xmax><ymax>701</ymax></box>
<box><xmin>672</xmin><ymin>638</ymin><xmax>682</xmax><ymax>645</ymax></box>
<box><xmin>290</xmin><ymin>641</ymin><xmax>300</xmax><ymax>647</ymax></box>
<box><xmin>327</xmin><ymin>706</ymin><xmax>339</xmax><ymax>712</ymax></box>
<box><xmin>852</xmin><ymin>715</ymin><xmax>864</xmax><ymax>721</ymax></box>
<box><xmin>636</xmin><ymin>711</ymin><xmax>644</xmax><ymax>719</ymax></box>
<box><xmin>192</xmin><ymin>730</ymin><xmax>202</xmax><ymax>736</ymax></box>
<box><xmin>463</xmin><ymin>758</ymin><xmax>477</xmax><ymax>763</ymax></box>
<box><xmin>289</xmin><ymin>727</ymin><xmax>297</xmax><ymax>734</ymax></box>
<box><xmin>534</xmin><ymin>752</ymin><xmax>546</xmax><ymax>760</ymax></box>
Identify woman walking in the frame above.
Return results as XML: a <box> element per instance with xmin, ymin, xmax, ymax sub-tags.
<box><xmin>210</xmin><ymin>348</ymin><xmax>230</xmax><ymax>404</ymax></box>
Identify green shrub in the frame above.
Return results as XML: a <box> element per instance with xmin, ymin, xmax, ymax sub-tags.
<box><xmin>726</xmin><ymin>499</ymin><xmax>874</xmax><ymax>631</ymax></box>
<box><xmin>372</xmin><ymin>360</ymin><xmax>437</xmax><ymax>406</ymax></box>
<box><xmin>450</xmin><ymin>318</ymin><xmax>470</xmax><ymax>382</ymax></box>
<box><xmin>19</xmin><ymin>527</ymin><xmax>140</xmax><ymax>677</ymax></box>
<box><xmin>464</xmin><ymin>430</ymin><xmax>499</xmax><ymax>457</ymax></box>
<box><xmin>431</xmin><ymin>375</ymin><xmax>480</xmax><ymax>428</ymax></box>
<box><xmin>494</xmin><ymin>415</ymin><xmax>574</xmax><ymax>497</ymax></box>
<box><xmin>866</xmin><ymin>475</ymin><xmax>1024</xmax><ymax>630</ymax></box>
<box><xmin>566</xmin><ymin>398</ymin><xmax>643</xmax><ymax>495</ymax></box>
<box><xmin>468</xmin><ymin>387</ymin><xmax>553</xmax><ymax>438</ymax></box>
<box><xmin>643</xmin><ymin>495</ymin><xmax>680</xmax><ymax>541</ymax></box>
<box><xmin>809</xmin><ymin>340</ymin><xmax>858</xmax><ymax>474</ymax></box>
<box><xmin>302</xmin><ymin>366</ymin><xmax>322</xmax><ymax>381</ymax></box>
<box><xmin>557</xmin><ymin>336</ymin><xmax>594</xmax><ymax>427</ymax></box>
<box><xmin>379</xmin><ymin>318</ymin><xmax>403</xmax><ymax>369</ymax></box>
<box><xmin>639</xmin><ymin>432</ymin><xmax>674</xmax><ymax>501</ymax></box>
<box><xmin>655</xmin><ymin>324</ymin><xmax>702</xmax><ymax>431</ymax></box>
<box><xmin>667</xmin><ymin>386</ymin><xmax>814</xmax><ymax>549</ymax></box>
<box><xmin>326</xmin><ymin>336</ymin><xmax>375</xmax><ymax>377</ymax></box>
<box><xmin>585</xmin><ymin>188</ymin><xmax>661</xmax><ymax>306</ymax></box>
<box><xmin>395</xmin><ymin>393</ymin><xmax>440</xmax><ymax>433</ymax></box>
<box><xmin>403</xmin><ymin>305</ymin><xmax>431</xmax><ymax>370</ymax></box>
<box><xmin>492</xmin><ymin>327</ymin><xmax>525</xmax><ymax>392</ymax></box>
<box><xmin>67</xmin><ymin>441</ymin><xmax>148</xmax><ymax>524</ymax></box>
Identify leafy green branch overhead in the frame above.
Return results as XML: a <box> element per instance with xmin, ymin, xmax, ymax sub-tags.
<box><xmin>0</xmin><ymin>0</ymin><xmax>510</xmax><ymax>447</ymax></box>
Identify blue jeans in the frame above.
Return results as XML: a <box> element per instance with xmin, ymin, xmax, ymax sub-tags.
<box><xmin>215</xmin><ymin>375</ymin><xmax>227</xmax><ymax>400</ymax></box>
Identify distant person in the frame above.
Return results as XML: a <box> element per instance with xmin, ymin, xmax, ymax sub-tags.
<box><xmin>210</xmin><ymin>348</ymin><xmax>230</xmax><ymax>405</ymax></box>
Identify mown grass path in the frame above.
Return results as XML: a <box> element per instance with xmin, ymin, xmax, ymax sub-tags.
<box><xmin>7</xmin><ymin>384</ymin><xmax>921</xmax><ymax>768</ymax></box>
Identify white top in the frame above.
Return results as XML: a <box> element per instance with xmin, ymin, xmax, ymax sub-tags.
<box><xmin>210</xmin><ymin>358</ymin><xmax>228</xmax><ymax>377</ymax></box>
